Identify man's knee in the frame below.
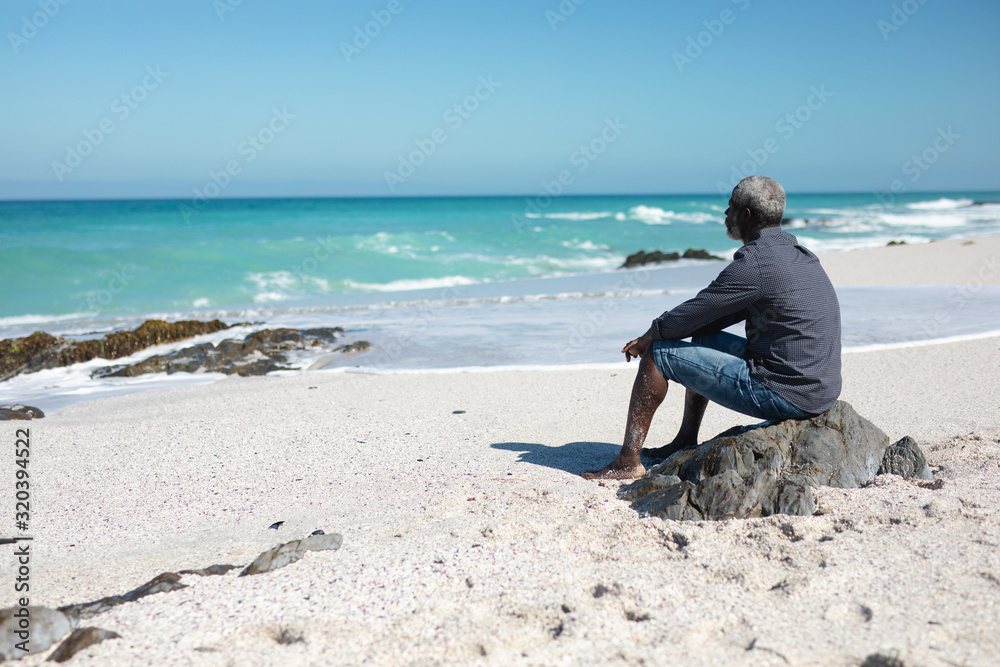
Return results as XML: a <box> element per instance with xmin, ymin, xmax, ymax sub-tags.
<box><xmin>639</xmin><ymin>352</ymin><xmax>665</xmax><ymax>380</ymax></box>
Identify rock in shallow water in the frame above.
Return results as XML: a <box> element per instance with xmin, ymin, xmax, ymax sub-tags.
<box><xmin>619</xmin><ymin>248</ymin><xmax>724</xmax><ymax>268</ymax></box>
<box><xmin>0</xmin><ymin>320</ymin><xmax>232</xmax><ymax>381</ymax></box>
<box><xmin>92</xmin><ymin>327</ymin><xmax>365</xmax><ymax>378</ymax></box>
<box><xmin>622</xmin><ymin>401</ymin><xmax>931</xmax><ymax>520</ymax></box>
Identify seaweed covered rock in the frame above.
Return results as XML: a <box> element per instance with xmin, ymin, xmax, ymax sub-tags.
<box><xmin>0</xmin><ymin>320</ymin><xmax>232</xmax><ymax>381</ymax></box>
<box><xmin>92</xmin><ymin>328</ymin><xmax>363</xmax><ymax>378</ymax></box>
<box><xmin>622</xmin><ymin>401</ymin><xmax>931</xmax><ymax>521</ymax></box>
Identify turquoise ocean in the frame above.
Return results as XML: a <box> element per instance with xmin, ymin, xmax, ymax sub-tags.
<box><xmin>2</xmin><ymin>192</ymin><xmax>1000</xmax><ymax>411</ymax></box>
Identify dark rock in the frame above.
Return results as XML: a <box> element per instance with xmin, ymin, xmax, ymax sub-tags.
<box><xmin>592</xmin><ymin>583</ymin><xmax>620</xmax><ymax>598</ymax></box>
<box><xmin>0</xmin><ymin>404</ymin><xmax>45</xmax><ymax>420</ymax></box>
<box><xmin>92</xmin><ymin>327</ymin><xmax>357</xmax><ymax>379</ymax></box>
<box><xmin>177</xmin><ymin>564</ymin><xmax>238</xmax><ymax>577</ymax></box>
<box><xmin>335</xmin><ymin>341</ymin><xmax>371</xmax><ymax>354</ymax></box>
<box><xmin>310</xmin><ymin>529</ymin><xmax>325</xmax><ymax>536</ymax></box>
<box><xmin>681</xmin><ymin>248</ymin><xmax>722</xmax><ymax>261</ymax></box>
<box><xmin>0</xmin><ymin>320</ymin><xmax>363</xmax><ymax>382</ymax></box>
<box><xmin>861</xmin><ymin>654</ymin><xmax>906</xmax><ymax>667</ymax></box>
<box><xmin>275</xmin><ymin>629</ymin><xmax>305</xmax><ymax>645</ymax></box>
<box><xmin>623</xmin><ymin>401</ymin><xmax>892</xmax><ymax>520</ymax></box>
<box><xmin>621</xmin><ymin>250</ymin><xmax>679</xmax><ymax>268</ymax></box>
<box><xmin>887</xmin><ymin>240</ymin><xmax>907</xmax><ymax>246</ymax></box>
<box><xmin>878</xmin><ymin>436</ymin><xmax>933</xmax><ymax>480</ymax></box>
<box><xmin>47</xmin><ymin>627</ymin><xmax>122</xmax><ymax>662</ymax></box>
<box><xmin>0</xmin><ymin>320</ymin><xmax>231</xmax><ymax>382</ymax></box>
<box><xmin>268</xmin><ymin>521</ymin><xmax>285</xmax><ymax>530</ymax></box>
<box><xmin>239</xmin><ymin>533</ymin><xmax>343</xmax><ymax>576</ymax></box>
<box><xmin>0</xmin><ymin>606</ymin><xmax>75</xmax><ymax>661</ymax></box>
<box><xmin>625</xmin><ymin>611</ymin><xmax>650</xmax><ymax>622</ymax></box>
<box><xmin>0</xmin><ymin>331</ymin><xmax>61</xmax><ymax>382</ymax></box>
<box><xmin>59</xmin><ymin>573</ymin><xmax>188</xmax><ymax>620</ymax></box>
<box><xmin>619</xmin><ymin>248</ymin><xmax>723</xmax><ymax>269</ymax></box>
<box><xmin>626</xmin><ymin>477</ymin><xmax>702</xmax><ymax>521</ymax></box>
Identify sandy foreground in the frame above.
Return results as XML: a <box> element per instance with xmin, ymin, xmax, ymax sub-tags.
<box><xmin>1</xmin><ymin>238</ymin><xmax>999</xmax><ymax>666</ymax></box>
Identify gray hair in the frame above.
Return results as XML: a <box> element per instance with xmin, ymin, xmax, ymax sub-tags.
<box><xmin>731</xmin><ymin>176</ymin><xmax>785</xmax><ymax>228</ymax></box>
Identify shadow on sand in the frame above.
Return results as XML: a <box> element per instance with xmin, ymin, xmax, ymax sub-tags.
<box><xmin>490</xmin><ymin>441</ymin><xmax>621</xmax><ymax>476</ymax></box>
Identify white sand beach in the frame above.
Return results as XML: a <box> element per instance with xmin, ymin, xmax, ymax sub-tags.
<box><xmin>2</xmin><ymin>238</ymin><xmax>1000</xmax><ymax>666</ymax></box>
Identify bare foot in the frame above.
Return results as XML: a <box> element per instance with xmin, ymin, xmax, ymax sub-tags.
<box><xmin>581</xmin><ymin>456</ymin><xmax>645</xmax><ymax>480</ymax></box>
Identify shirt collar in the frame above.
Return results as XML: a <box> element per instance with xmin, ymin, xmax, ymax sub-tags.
<box><xmin>748</xmin><ymin>226</ymin><xmax>793</xmax><ymax>245</ymax></box>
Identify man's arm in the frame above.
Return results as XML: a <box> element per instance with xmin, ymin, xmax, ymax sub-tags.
<box><xmin>690</xmin><ymin>308</ymin><xmax>749</xmax><ymax>338</ymax></box>
<box><xmin>650</xmin><ymin>250</ymin><xmax>761</xmax><ymax>341</ymax></box>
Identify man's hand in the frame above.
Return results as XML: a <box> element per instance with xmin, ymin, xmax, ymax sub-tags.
<box><xmin>622</xmin><ymin>333</ymin><xmax>653</xmax><ymax>362</ymax></box>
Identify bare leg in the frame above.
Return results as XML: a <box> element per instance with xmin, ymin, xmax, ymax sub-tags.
<box><xmin>582</xmin><ymin>354</ymin><xmax>667</xmax><ymax>480</ymax></box>
<box><xmin>644</xmin><ymin>388</ymin><xmax>708</xmax><ymax>459</ymax></box>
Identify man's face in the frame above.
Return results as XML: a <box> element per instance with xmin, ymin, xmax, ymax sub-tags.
<box><xmin>724</xmin><ymin>198</ymin><xmax>742</xmax><ymax>241</ymax></box>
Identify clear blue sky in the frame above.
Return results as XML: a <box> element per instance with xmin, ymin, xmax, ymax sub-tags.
<box><xmin>1</xmin><ymin>0</ymin><xmax>998</xmax><ymax>199</ymax></box>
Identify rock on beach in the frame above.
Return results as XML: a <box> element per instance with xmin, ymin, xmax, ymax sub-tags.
<box><xmin>622</xmin><ymin>401</ymin><xmax>932</xmax><ymax>520</ymax></box>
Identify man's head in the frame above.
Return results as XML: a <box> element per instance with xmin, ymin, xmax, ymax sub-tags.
<box><xmin>725</xmin><ymin>175</ymin><xmax>786</xmax><ymax>243</ymax></box>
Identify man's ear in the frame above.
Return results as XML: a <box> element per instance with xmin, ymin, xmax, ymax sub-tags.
<box><xmin>739</xmin><ymin>207</ymin><xmax>752</xmax><ymax>225</ymax></box>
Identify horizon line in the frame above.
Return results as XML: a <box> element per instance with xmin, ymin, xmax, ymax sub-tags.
<box><xmin>1</xmin><ymin>188</ymin><xmax>998</xmax><ymax>205</ymax></box>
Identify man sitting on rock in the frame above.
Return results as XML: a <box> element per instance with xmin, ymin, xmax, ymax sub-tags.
<box><xmin>584</xmin><ymin>175</ymin><xmax>842</xmax><ymax>480</ymax></box>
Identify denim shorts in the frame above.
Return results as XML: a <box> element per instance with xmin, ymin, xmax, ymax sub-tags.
<box><xmin>649</xmin><ymin>331</ymin><xmax>811</xmax><ymax>422</ymax></box>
